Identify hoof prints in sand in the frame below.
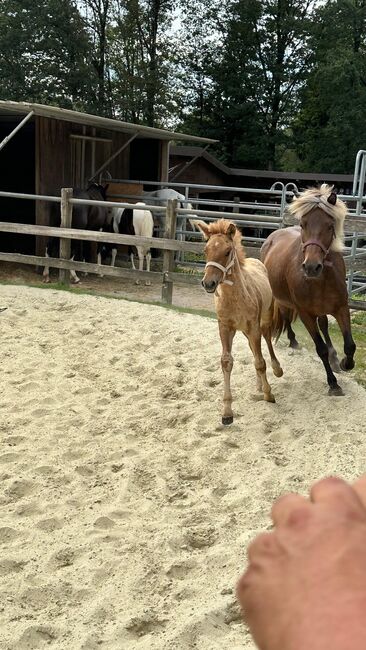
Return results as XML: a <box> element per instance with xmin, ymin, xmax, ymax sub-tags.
<box><xmin>0</xmin><ymin>285</ymin><xmax>364</xmax><ymax>649</ymax></box>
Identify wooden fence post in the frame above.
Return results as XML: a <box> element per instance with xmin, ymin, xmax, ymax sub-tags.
<box><xmin>161</xmin><ymin>199</ymin><xmax>177</xmax><ymax>304</ymax></box>
<box><xmin>59</xmin><ymin>188</ymin><xmax>73</xmax><ymax>285</ymax></box>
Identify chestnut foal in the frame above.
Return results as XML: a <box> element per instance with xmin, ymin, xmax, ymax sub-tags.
<box><xmin>194</xmin><ymin>219</ymin><xmax>283</xmax><ymax>425</ymax></box>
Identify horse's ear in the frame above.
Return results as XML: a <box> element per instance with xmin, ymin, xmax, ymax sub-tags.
<box><xmin>328</xmin><ymin>191</ymin><xmax>337</xmax><ymax>205</ymax></box>
<box><xmin>226</xmin><ymin>222</ymin><xmax>236</xmax><ymax>239</ymax></box>
<box><xmin>190</xmin><ymin>219</ymin><xmax>210</xmax><ymax>239</ymax></box>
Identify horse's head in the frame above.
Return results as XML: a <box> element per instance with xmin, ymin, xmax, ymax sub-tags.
<box><xmin>288</xmin><ymin>185</ymin><xmax>347</xmax><ymax>279</ymax></box>
<box><xmin>300</xmin><ymin>205</ymin><xmax>336</xmax><ymax>278</ymax></box>
<box><xmin>193</xmin><ymin>219</ymin><xmax>239</xmax><ymax>293</ymax></box>
<box><xmin>87</xmin><ymin>183</ymin><xmax>109</xmax><ymax>200</ymax></box>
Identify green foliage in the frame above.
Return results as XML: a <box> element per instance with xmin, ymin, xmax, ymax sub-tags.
<box><xmin>109</xmin><ymin>0</ymin><xmax>176</xmax><ymax>126</ymax></box>
<box><xmin>0</xmin><ymin>0</ymin><xmax>97</xmax><ymax>109</ymax></box>
<box><xmin>2</xmin><ymin>0</ymin><xmax>366</xmax><ymax>173</ymax></box>
<box><xmin>294</xmin><ymin>0</ymin><xmax>366</xmax><ymax>173</ymax></box>
<box><xmin>176</xmin><ymin>0</ymin><xmax>315</xmax><ymax>169</ymax></box>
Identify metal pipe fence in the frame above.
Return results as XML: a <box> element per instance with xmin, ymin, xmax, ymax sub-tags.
<box><xmin>1</xmin><ymin>157</ymin><xmax>366</xmax><ymax>307</ymax></box>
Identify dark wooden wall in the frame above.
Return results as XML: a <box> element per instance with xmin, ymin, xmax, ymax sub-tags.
<box><xmin>0</xmin><ymin>119</ymin><xmax>36</xmax><ymax>254</ymax></box>
<box><xmin>35</xmin><ymin>117</ymin><xmax>132</xmax><ymax>254</ymax></box>
<box><xmin>169</xmin><ymin>155</ymin><xmax>226</xmax><ymax>189</ymax></box>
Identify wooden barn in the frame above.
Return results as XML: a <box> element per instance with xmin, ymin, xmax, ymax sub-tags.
<box><xmin>0</xmin><ymin>101</ymin><xmax>215</xmax><ymax>255</ymax></box>
<box><xmin>169</xmin><ymin>145</ymin><xmax>355</xmax><ymax>197</ymax></box>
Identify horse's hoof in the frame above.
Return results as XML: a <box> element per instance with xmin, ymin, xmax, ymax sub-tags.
<box><xmin>330</xmin><ymin>361</ymin><xmax>341</xmax><ymax>374</ymax></box>
<box><xmin>222</xmin><ymin>415</ymin><xmax>233</xmax><ymax>425</ymax></box>
<box><xmin>328</xmin><ymin>386</ymin><xmax>344</xmax><ymax>397</ymax></box>
<box><xmin>340</xmin><ymin>358</ymin><xmax>355</xmax><ymax>371</ymax></box>
<box><xmin>289</xmin><ymin>340</ymin><xmax>301</xmax><ymax>350</ymax></box>
<box><xmin>273</xmin><ymin>366</ymin><xmax>284</xmax><ymax>378</ymax></box>
<box><xmin>43</xmin><ymin>277</ymin><xmax>50</xmax><ymax>284</ymax></box>
<box><xmin>265</xmin><ymin>393</ymin><xmax>276</xmax><ymax>403</ymax></box>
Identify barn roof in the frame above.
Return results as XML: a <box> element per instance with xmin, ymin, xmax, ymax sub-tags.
<box><xmin>0</xmin><ymin>101</ymin><xmax>218</xmax><ymax>144</ymax></box>
<box><xmin>170</xmin><ymin>146</ymin><xmax>354</xmax><ymax>183</ymax></box>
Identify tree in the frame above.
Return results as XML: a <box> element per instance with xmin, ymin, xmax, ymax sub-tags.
<box><xmin>220</xmin><ymin>0</ymin><xmax>316</xmax><ymax>169</ymax></box>
<box><xmin>0</xmin><ymin>0</ymin><xmax>96</xmax><ymax>109</ymax></box>
<box><xmin>80</xmin><ymin>0</ymin><xmax>113</xmax><ymax>115</ymax></box>
<box><xmin>176</xmin><ymin>0</ymin><xmax>317</xmax><ymax>169</ymax></box>
<box><xmin>293</xmin><ymin>0</ymin><xmax>366</xmax><ymax>173</ymax></box>
<box><xmin>108</xmin><ymin>0</ymin><xmax>175</xmax><ymax>126</ymax></box>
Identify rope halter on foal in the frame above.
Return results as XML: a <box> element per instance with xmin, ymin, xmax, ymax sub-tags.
<box><xmin>205</xmin><ymin>248</ymin><xmax>235</xmax><ymax>286</ymax></box>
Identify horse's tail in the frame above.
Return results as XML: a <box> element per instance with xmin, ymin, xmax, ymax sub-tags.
<box><xmin>271</xmin><ymin>300</ymin><xmax>297</xmax><ymax>342</ymax></box>
<box><xmin>189</xmin><ymin>218</ymin><xmax>201</xmax><ymax>231</ymax></box>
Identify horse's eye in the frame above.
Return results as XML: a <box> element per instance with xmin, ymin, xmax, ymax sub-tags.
<box><xmin>225</xmin><ymin>250</ymin><xmax>230</xmax><ymax>256</ymax></box>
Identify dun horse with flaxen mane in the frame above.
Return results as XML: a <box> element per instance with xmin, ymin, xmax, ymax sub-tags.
<box><xmin>193</xmin><ymin>218</ymin><xmax>283</xmax><ymax>425</ymax></box>
<box><xmin>261</xmin><ymin>184</ymin><xmax>356</xmax><ymax>396</ymax></box>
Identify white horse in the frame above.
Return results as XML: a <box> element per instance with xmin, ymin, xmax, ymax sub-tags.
<box><xmin>98</xmin><ymin>202</ymin><xmax>154</xmax><ymax>282</ymax></box>
<box><xmin>143</xmin><ymin>188</ymin><xmax>197</xmax><ymax>235</ymax></box>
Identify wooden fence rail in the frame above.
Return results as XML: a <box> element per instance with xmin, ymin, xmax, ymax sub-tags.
<box><xmin>0</xmin><ymin>186</ymin><xmax>366</xmax><ymax>308</ymax></box>
<box><xmin>0</xmin><ymin>194</ymin><xmax>205</xmax><ymax>303</ymax></box>
<box><xmin>0</xmin><ymin>221</ymin><xmax>204</xmax><ymax>253</ymax></box>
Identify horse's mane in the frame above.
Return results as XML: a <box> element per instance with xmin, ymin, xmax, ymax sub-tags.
<box><xmin>288</xmin><ymin>184</ymin><xmax>347</xmax><ymax>252</ymax></box>
<box><xmin>204</xmin><ymin>219</ymin><xmax>246</xmax><ymax>265</ymax></box>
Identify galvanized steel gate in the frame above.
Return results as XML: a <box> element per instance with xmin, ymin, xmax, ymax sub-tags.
<box><xmin>109</xmin><ymin>156</ymin><xmax>366</xmax><ymax>301</ymax></box>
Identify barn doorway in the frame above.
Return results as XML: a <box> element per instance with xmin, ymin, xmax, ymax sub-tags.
<box><xmin>0</xmin><ymin>118</ymin><xmax>35</xmax><ymax>254</ymax></box>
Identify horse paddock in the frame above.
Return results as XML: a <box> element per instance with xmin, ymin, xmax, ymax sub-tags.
<box><xmin>1</xmin><ymin>285</ymin><xmax>366</xmax><ymax>650</ymax></box>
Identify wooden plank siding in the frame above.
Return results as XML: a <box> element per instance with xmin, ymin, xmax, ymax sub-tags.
<box><xmin>35</xmin><ymin>117</ymin><xmax>133</xmax><ymax>255</ymax></box>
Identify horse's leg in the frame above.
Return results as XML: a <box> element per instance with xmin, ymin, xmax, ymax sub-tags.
<box><xmin>333</xmin><ymin>306</ymin><xmax>356</xmax><ymax>371</ymax></box>
<box><xmin>70</xmin><ymin>242</ymin><xmax>81</xmax><ymax>284</ymax></box>
<box><xmin>69</xmin><ymin>257</ymin><xmax>80</xmax><ymax>284</ymax></box>
<box><xmin>281</xmin><ymin>306</ymin><xmax>300</xmax><ymax>349</ymax></box>
<box><xmin>97</xmin><ymin>239</ymin><xmax>104</xmax><ymax>277</ymax></box>
<box><xmin>97</xmin><ymin>250</ymin><xmax>104</xmax><ymax>277</ymax></box>
<box><xmin>299</xmin><ymin>311</ymin><xmax>343</xmax><ymax>396</ymax></box>
<box><xmin>43</xmin><ymin>244</ymin><xmax>50</xmax><ymax>283</ymax></box>
<box><xmin>145</xmin><ymin>250</ymin><xmax>151</xmax><ymax>286</ymax></box>
<box><xmin>129</xmin><ymin>246</ymin><xmax>136</xmax><ymax>271</ymax></box>
<box><xmin>246</xmin><ymin>337</ymin><xmax>263</xmax><ymax>392</ymax></box>
<box><xmin>248</xmin><ymin>330</ymin><xmax>275</xmax><ymax>403</ymax></box>
<box><xmin>110</xmin><ymin>248</ymin><xmax>117</xmax><ymax>268</ymax></box>
<box><xmin>96</xmin><ymin>232</ymin><xmax>104</xmax><ymax>277</ymax></box>
<box><xmin>262</xmin><ymin>325</ymin><xmax>284</xmax><ymax>378</ymax></box>
<box><xmin>318</xmin><ymin>315</ymin><xmax>341</xmax><ymax>373</ymax></box>
<box><xmin>133</xmin><ymin>246</ymin><xmax>144</xmax><ymax>285</ymax></box>
<box><xmin>219</xmin><ymin>322</ymin><xmax>235</xmax><ymax>425</ymax></box>
<box><xmin>82</xmin><ymin>240</ymin><xmax>90</xmax><ymax>277</ymax></box>
<box><xmin>137</xmin><ymin>246</ymin><xmax>144</xmax><ymax>272</ymax></box>
<box><xmin>286</xmin><ymin>321</ymin><xmax>300</xmax><ymax>349</ymax></box>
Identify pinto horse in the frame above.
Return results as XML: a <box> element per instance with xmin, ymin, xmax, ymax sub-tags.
<box><xmin>261</xmin><ymin>184</ymin><xmax>356</xmax><ymax>396</ymax></box>
<box><xmin>194</xmin><ymin>218</ymin><xmax>283</xmax><ymax>425</ymax></box>
<box><xmin>43</xmin><ymin>183</ymin><xmax>109</xmax><ymax>283</ymax></box>
<box><xmin>97</xmin><ymin>203</ymin><xmax>154</xmax><ymax>283</ymax></box>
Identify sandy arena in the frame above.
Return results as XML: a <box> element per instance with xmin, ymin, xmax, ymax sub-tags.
<box><xmin>1</xmin><ymin>284</ymin><xmax>366</xmax><ymax>650</ymax></box>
